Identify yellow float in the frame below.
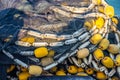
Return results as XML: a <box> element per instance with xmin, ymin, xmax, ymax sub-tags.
<box><xmin>104</xmin><ymin>5</ymin><xmax>114</xmax><ymax>18</ymax></box>
<box><xmin>77</xmin><ymin>67</ymin><xmax>84</xmax><ymax>73</ymax></box>
<box><xmin>76</xmin><ymin>72</ymin><xmax>88</xmax><ymax>76</ymax></box>
<box><xmin>101</xmin><ymin>57</ymin><xmax>114</xmax><ymax>68</ymax></box>
<box><xmin>56</xmin><ymin>70</ymin><xmax>66</xmax><ymax>76</ymax></box>
<box><xmin>90</xmin><ymin>34</ymin><xmax>103</xmax><ymax>44</ymax></box>
<box><xmin>96</xmin><ymin>71</ymin><xmax>107</xmax><ymax>80</ymax></box>
<box><xmin>34</xmin><ymin>47</ymin><xmax>48</xmax><ymax>58</ymax></box>
<box><xmin>112</xmin><ymin>17</ymin><xmax>119</xmax><ymax>25</ymax></box>
<box><xmin>67</xmin><ymin>65</ymin><xmax>78</xmax><ymax>74</ymax></box>
<box><xmin>93</xmin><ymin>48</ymin><xmax>104</xmax><ymax>60</ymax></box>
<box><xmin>18</xmin><ymin>71</ymin><xmax>31</xmax><ymax>80</ymax></box>
<box><xmin>85</xmin><ymin>68</ymin><xmax>94</xmax><ymax>75</ymax></box>
<box><xmin>95</xmin><ymin>17</ymin><xmax>105</xmax><ymax>29</ymax></box>
<box><xmin>115</xmin><ymin>54</ymin><xmax>120</xmax><ymax>66</ymax></box>
<box><xmin>99</xmin><ymin>38</ymin><xmax>110</xmax><ymax>50</ymax></box>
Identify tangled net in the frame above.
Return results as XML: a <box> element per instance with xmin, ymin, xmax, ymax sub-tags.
<box><xmin>0</xmin><ymin>0</ymin><xmax>120</xmax><ymax>80</ymax></box>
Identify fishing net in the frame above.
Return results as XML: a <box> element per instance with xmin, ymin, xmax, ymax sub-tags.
<box><xmin>0</xmin><ymin>0</ymin><xmax>120</xmax><ymax>80</ymax></box>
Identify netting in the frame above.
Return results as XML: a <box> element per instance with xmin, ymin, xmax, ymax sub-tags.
<box><xmin>0</xmin><ymin>0</ymin><xmax>120</xmax><ymax>80</ymax></box>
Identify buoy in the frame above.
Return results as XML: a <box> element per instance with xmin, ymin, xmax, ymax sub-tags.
<box><xmin>67</xmin><ymin>65</ymin><xmax>78</xmax><ymax>74</ymax></box>
<box><xmin>77</xmin><ymin>48</ymin><xmax>89</xmax><ymax>58</ymax></box>
<box><xmin>93</xmin><ymin>48</ymin><xmax>104</xmax><ymax>60</ymax></box>
<box><xmin>90</xmin><ymin>34</ymin><xmax>103</xmax><ymax>44</ymax></box>
<box><xmin>101</xmin><ymin>57</ymin><xmax>114</xmax><ymax>68</ymax></box>
<box><xmin>99</xmin><ymin>38</ymin><xmax>110</xmax><ymax>50</ymax></box>
<box><xmin>34</xmin><ymin>47</ymin><xmax>48</xmax><ymax>58</ymax></box>
<box><xmin>28</xmin><ymin>65</ymin><xmax>42</xmax><ymax>76</ymax></box>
